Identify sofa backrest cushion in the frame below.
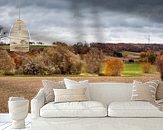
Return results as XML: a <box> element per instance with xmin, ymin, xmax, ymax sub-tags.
<box><xmin>42</xmin><ymin>80</ymin><xmax>66</xmax><ymax>103</ymax></box>
<box><xmin>88</xmin><ymin>82</ymin><xmax>132</xmax><ymax>105</ymax></box>
<box><xmin>131</xmin><ymin>80</ymin><xmax>159</xmax><ymax>102</ymax></box>
<box><xmin>64</xmin><ymin>78</ymin><xmax>90</xmax><ymax>99</ymax></box>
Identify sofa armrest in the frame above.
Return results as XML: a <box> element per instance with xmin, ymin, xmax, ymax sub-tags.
<box><xmin>31</xmin><ymin>88</ymin><xmax>45</xmax><ymax>119</ymax></box>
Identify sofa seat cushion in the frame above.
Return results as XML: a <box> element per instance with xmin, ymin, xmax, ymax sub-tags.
<box><xmin>40</xmin><ymin>101</ymin><xmax>107</xmax><ymax>117</ymax></box>
<box><xmin>108</xmin><ymin>101</ymin><xmax>163</xmax><ymax>117</ymax></box>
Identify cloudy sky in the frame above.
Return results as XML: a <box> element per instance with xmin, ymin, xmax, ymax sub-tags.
<box><xmin>1</xmin><ymin>0</ymin><xmax>163</xmax><ymax>44</ymax></box>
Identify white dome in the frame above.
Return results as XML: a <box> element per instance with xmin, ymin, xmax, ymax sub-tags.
<box><xmin>10</xmin><ymin>19</ymin><xmax>30</xmax><ymax>52</ymax></box>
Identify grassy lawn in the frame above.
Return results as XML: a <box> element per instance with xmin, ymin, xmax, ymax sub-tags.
<box><xmin>0</xmin><ymin>44</ymin><xmax>51</xmax><ymax>50</ymax></box>
<box><xmin>122</xmin><ymin>63</ymin><xmax>157</xmax><ymax>77</ymax></box>
<box><xmin>29</xmin><ymin>45</ymin><xmax>51</xmax><ymax>50</ymax></box>
<box><xmin>121</xmin><ymin>51</ymin><xmax>140</xmax><ymax>55</ymax></box>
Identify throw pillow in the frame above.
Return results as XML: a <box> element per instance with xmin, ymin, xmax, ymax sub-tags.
<box><xmin>42</xmin><ymin>80</ymin><xmax>66</xmax><ymax>103</ymax></box>
<box><xmin>64</xmin><ymin>78</ymin><xmax>90</xmax><ymax>99</ymax></box>
<box><xmin>53</xmin><ymin>88</ymin><xmax>88</xmax><ymax>103</ymax></box>
<box><xmin>156</xmin><ymin>81</ymin><xmax>163</xmax><ymax>100</ymax></box>
<box><xmin>131</xmin><ymin>80</ymin><xmax>159</xmax><ymax>102</ymax></box>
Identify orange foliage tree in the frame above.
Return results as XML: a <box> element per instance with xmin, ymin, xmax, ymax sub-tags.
<box><xmin>105</xmin><ymin>58</ymin><xmax>124</xmax><ymax>76</ymax></box>
<box><xmin>0</xmin><ymin>48</ymin><xmax>15</xmax><ymax>75</ymax></box>
<box><xmin>142</xmin><ymin>63</ymin><xmax>152</xmax><ymax>73</ymax></box>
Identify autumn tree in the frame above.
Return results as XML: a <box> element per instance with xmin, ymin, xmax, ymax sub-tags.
<box><xmin>140</xmin><ymin>50</ymin><xmax>156</xmax><ymax>64</ymax></box>
<box><xmin>43</xmin><ymin>45</ymin><xmax>81</xmax><ymax>74</ymax></box>
<box><xmin>83</xmin><ymin>47</ymin><xmax>105</xmax><ymax>74</ymax></box>
<box><xmin>142</xmin><ymin>63</ymin><xmax>152</xmax><ymax>73</ymax></box>
<box><xmin>0</xmin><ymin>48</ymin><xmax>15</xmax><ymax>75</ymax></box>
<box><xmin>105</xmin><ymin>58</ymin><xmax>124</xmax><ymax>76</ymax></box>
<box><xmin>22</xmin><ymin>52</ymin><xmax>46</xmax><ymax>75</ymax></box>
<box><xmin>73</xmin><ymin>42</ymin><xmax>90</xmax><ymax>55</ymax></box>
<box><xmin>52</xmin><ymin>41</ymin><xmax>73</xmax><ymax>52</ymax></box>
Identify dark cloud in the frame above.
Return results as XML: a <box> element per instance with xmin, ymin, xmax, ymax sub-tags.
<box><xmin>0</xmin><ymin>25</ymin><xmax>9</xmax><ymax>39</ymax></box>
<box><xmin>1</xmin><ymin>0</ymin><xmax>163</xmax><ymax>23</ymax></box>
<box><xmin>0</xmin><ymin>0</ymin><xmax>163</xmax><ymax>43</ymax></box>
<box><xmin>68</xmin><ymin>0</ymin><xmax>163</xmax><ymax>24</ymax></box>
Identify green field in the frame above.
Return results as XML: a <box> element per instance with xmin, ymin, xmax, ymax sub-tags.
<box><xmin>121</xmin><ymin>51</ymin><xmax>139</xmax><ymax>55</ymax></box>
<box><xmin>0</xmin><ymin>44</ymin><xmax>51</xmax><ymax>50</ymax></box>
<box><xmin>122</xmin><ymin>63</ymin><xmax>157</xmax><ymax>77</ymax></box>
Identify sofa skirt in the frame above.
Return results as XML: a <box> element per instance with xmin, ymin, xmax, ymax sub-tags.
<box><xmin>31</xmin><ymin>117</ymin><xmax>163</xmax><ymax>130</ymax></box>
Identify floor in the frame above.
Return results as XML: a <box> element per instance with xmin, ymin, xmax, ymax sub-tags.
<box><xmin>0</xmin><ymin>113</ymin><xmax>31</xmax><ymax>130</ymax></box>
<box><xmin>0</xmin><ymin>122</ymin><xmax>31</xmax><ymax>130</ymax></box>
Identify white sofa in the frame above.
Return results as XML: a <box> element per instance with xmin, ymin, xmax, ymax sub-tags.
<box><xmin>31</xmin><ymin>82</ymin><xmax>163</xmax><ymax>130</ymax></box>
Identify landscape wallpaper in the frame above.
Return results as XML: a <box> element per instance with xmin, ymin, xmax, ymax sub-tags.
<box><xmin>0</xmin><ymin>0</ymin><xmax>163</xmax><ymax>112</ymax></box>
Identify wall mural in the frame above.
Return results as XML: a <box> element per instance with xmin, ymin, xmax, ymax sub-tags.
<box><xmin>0</xmin><ymin>0</ymin><xmax>163</xmax><ymax>114</ymax></box>
<box><xmin>10</xmin><ymin>20</ymin><xmax>30</xmax><ymax>52</ymax></box>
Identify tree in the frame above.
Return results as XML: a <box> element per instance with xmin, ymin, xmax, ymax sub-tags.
<box><xmin>0</xmin><ymin>48</ymin><xmax>15</xmax><ymax>75</ymax></box>
<box><xmin>113</xmin><ymin>52</ymin><xmax>123</xmax><ymax>57</ymax></box>
<box><xmin>83</xmin><ymin>47</ymin><xmax>105</xmax><ymax>74</ymax></box>
<box><xmin>43</xmin><ymin>45</ymin><xmax>81</xmax><ymax>74</ymax></box>
<box><xmin>105</xmin><ymin>58</ymin><xmax>124</xmax><ymax>76</ymax></box>
<box><xmin>22</xmin><ymin>53</ymin><xmax>47</xmax><ymax>75</ymax></box>
<box><xmin>140</xmin><ymin>50</ymin><xmax>156</xmax><ymax>64</ymax></box>
<box><xmin>142</xmin><ymin>63</ymin><xmax>152</xmax><ymax>73</ymax></box>
<box><xmin>52</xmin><ymin>41</ymin><xmax>73</xmax><ymax>52</ymax></box>
<box><xmin>23</xmin><ymin>61</ymin><xmax>45</xmax><ymax>75</ymax></box>
<box><xmin>156</xmin><ymin>51</ymin><xmax>163</xmax><ymax>81</ymax></box>
<box><xmin>73</xmin><ymin>42</ymin><xmax>90</xmax><ymax>55</ymax></box>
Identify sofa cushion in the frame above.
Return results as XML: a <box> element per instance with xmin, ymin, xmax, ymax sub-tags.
<box><xmin>108</xmin><ymin>101</ymin><xmax>163</xmax><ymax>117</ymax></box>
<box><xmin>131</xmin><ymin>80</ymin><xmax>159</xmax><ymax>102</ymax></box>
<box><xmin>54</xmin><ymin>88</ymin><xmax>88</xmax><ymax>103</ymax></box>
<box><xmin>40</xmin><ymin>101</ymin><xmax>107</xmax><ymax>117</ymax></box>
<box><xmin>64</xmin><ymin>78</ymin><xmax>90</xmax><ymax>99</ymax></box>
<box><xmin>42</xmin><ymin>80</ymin><xmax>66</xmax><ymax>103</ymax></box>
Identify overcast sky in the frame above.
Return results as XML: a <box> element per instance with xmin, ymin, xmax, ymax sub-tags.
<box><xmin>1</xmin><ymin>0</ymin><xmax>163</xmax><ymax>44</ymax></box>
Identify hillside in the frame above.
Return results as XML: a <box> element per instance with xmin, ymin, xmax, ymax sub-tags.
<box><xmin>91</xmin><ymin>43</ymin><xmax>163</xmax><ymax>53</ymax></box>
<box><xmin>0</xmin><ymin>43</ymin><xmax>163</xmax><ymax>54</ymax></box>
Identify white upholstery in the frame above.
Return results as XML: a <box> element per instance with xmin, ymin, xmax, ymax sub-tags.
<box><xmin>64</xmin><ymin>78</ymin><xmax>90</xmax><ymax>99</ymax></box>
<box><xmin>31</xmin><ymin>83</ymin><xmax>132</xmax><ymax>119</ymax></box>
<box><xmin>31</xmin><ymin>88</ymin><xmax>45</xmax><ymax>119</ymax></box>
<box><xmin>89</xmin><ymin>83</ymin><xmax>132</xmax><ymax>105</ymax></box>
<box><xmin>32</xmin><ymin>117</ymin><xmax>163</xmax><ymax>130</ymax></box>
<box><xmin>40</xmin><ymin>101</ymin><xmax>107</xmax><ymax>117</ymax></box>
<box><xmin>31</xmin><ymin>82</ymin><xmax>163</xmax><ymax>130</ymax></box>
<box><xmin>108</xmin><ymin>101</ymin><xmax>163</xmax><ymax>117</ymax></box>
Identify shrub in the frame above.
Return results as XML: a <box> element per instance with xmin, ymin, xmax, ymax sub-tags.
<box><xmin>0</xmin><ymin>48</ymin><xmax>15</xmax><ymax>75</ymax></box>
<box><xmin>156</xmin><ymin>51</ymin><xmax>163</xmax><ymax>81</ymax></box>
<box><xmin>23</xmin><ymin>62</ymin><xmax>45</xmax><ymax>75</ymax></box>
<box><xmin>128</xmin><ymin>59</ymin><xmax>134</xmax><ymax>63</ymax></box>
<box><xmin>113</xmin><ymin>52</ymin><xmax>123</xmax><ymax>57</ymax></box>
<box><xmin>105</xmin><ymin>58</ymin><xmax>124</xmax><ymax>76</ymax></box>
<box><xmin>142</xmin><ymin>63</ymin><xmax>152</xmax><ymax>73</ymax></box>
<box><xmin>21</xmin><ymin>53</ymin><xmax>48</xmax><ymax>75</ymax></box>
